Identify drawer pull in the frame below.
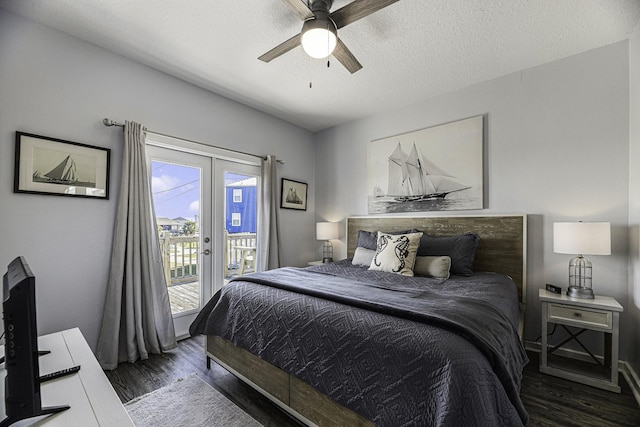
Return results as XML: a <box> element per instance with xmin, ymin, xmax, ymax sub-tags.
<box><xmin>574</xmin><ymin>312</ymin><xmax>582</xmax><ymax>318</ymax></box>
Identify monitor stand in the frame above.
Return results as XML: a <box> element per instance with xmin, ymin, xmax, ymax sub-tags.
<box><xmin>0</xmin><ymin>405</ymin><xmax>70</xmax><ymax>427</ymax></box>
<box><xmin>0</xmin><ymin>349</ymin><xmax>70</xmax><ymax>427</ymax></box>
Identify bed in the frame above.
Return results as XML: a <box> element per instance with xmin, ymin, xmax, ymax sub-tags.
<box><xmin>190</xmin><ymin>215</ymin><xmax>529</xmax><ymax>426</ymax></box>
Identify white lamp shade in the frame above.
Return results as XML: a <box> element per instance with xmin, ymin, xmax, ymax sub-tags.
<box><xmin>316</xmin><ymin>222</ymin><xmax>339</xmax><ymax>240</ymax></box>
<box><xmin>553</xmin><ymin>222</ymin><xmax>611</xmax><ymax>255</ymax></box>
<box><xmin>301</xmin><ymin>28</ymin><xmax>337</xmax><ymax>59</ymax></box>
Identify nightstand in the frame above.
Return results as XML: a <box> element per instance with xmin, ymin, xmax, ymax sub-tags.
<box><xmin>308</xmin><ymin>260</ymin><xmax>324</xmax><ymax>266</ymax></box>
<box><xmin>539</xmin><ymin>289</ymin><xmax>623</xmax><ymax>392</ymax></box>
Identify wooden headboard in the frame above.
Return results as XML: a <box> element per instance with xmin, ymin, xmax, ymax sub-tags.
<box><xmin>347</xmin><ymin>215</ymin><xmax>527</xmax><ymax>303</ymax></box>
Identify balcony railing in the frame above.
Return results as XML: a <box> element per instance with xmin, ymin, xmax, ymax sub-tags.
<box><xmin>158</xmin><ymin>232</ymin><xmax>256</xmax><ymax>287</ymax></box>
<box><xmin>224</xmin><ymin>232</ymin><xmax>256</xmax><ymax>277</ymax></box>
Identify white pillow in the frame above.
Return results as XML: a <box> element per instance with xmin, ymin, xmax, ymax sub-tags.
<box><xmin>369</xmin><ymin>231</ymin><xmax>422</xmax><ymax>276</ymax></box>
<box><xmin>352</xmin><ymin>247</ymin><xmax>376</xmax><ymax>267</ymax></box>
<box><xmin>414</xmin><ymin>256</ymin><xmax>451</xmax><ymax>279</ymax></box>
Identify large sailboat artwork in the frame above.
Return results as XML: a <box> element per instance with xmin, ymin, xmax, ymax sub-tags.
<box><xmin>387</xmin><ymin>143</ymin><xmax>469</xmax><ymax>202</ymax></box>
<box><xmin>367</xmin><ymin>115</ymin><xmax>483</xmax><ymax>214</ymax></box>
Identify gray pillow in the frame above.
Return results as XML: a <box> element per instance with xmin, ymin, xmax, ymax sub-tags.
<box><xmin>417</xmin><ymin>233</ymin><xmax>480</xmax><ymax>276</ymax></box>
<box><xmin>414</xmin><ymin>256</ymin><xmax>451</xmax><ymax>279</ymax></box>
<box><xmin>352</xmin><ymin>247</ymin><xmax>376</xmax><ymax>267</ymax></box>
<box><xmin>356</xmin><ymin>229</ymin><xmax>418</xmax><ymax>250</ymax></box>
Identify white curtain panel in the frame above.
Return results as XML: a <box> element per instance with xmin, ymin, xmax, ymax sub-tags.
<box><xmin>258</xmin><ymin>154</ymin><xmax>281</xmax><ymax>271</ymax></box>
<box><xmin>96</xmin><ymin>121</ymin><xmax>177</xmax><ymax>370</ymax></box>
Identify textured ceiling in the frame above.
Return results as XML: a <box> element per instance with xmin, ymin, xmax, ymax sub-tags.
<box><xmin>1</xmin><ymin>0</ymin><xmax>639</xmax><ymax>132</ymax></box>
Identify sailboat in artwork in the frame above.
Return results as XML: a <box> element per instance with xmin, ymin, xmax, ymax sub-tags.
<box><xmin>43</xmin><ymin>155</ymin><xmax>78</xmax><ymax>184</ymax></box>
<box><xmin>387</xmin><ymin>142</ymin><xmax>470</xmax><ymax>202</ymax></box>
<box><xmin>286</xmin><ymin>187</ymin><xmax>303</xmax><ymax>204</ymax></box>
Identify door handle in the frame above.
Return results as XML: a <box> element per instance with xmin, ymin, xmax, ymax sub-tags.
<box><xmin>201</xmin><ymin>249</ymin><xmax>211</xmax><ymax>255</ymax></box>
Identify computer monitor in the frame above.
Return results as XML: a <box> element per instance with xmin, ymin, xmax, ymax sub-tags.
<box><xmin>1</xmin><ymin>256</ymin><xmax>68</xmax><ymax>427</ymax></box>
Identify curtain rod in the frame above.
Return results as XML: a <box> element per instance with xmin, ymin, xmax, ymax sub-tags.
<box><xmin>102</xmin><ymin>118</ymin><xmax>283</xmax><ymax>164</ymax></box>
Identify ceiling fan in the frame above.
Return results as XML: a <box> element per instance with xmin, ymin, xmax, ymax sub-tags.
<box><xmin>258</xmin><ymin>0</ymin><xmax>400</xmax><ymax>74</ymax></box>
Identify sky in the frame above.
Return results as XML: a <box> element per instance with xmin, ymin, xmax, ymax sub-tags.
<box><xmin>151</xmin><ymin>161</ymin><xmax>251</xmax><ymax>221</ymax></box>
<box><xmin>151</xmin><ymin>161</ymin><xmax>200</xmax><ymax>221</ymax></box>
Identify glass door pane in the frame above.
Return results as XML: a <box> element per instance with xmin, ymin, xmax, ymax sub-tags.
<box><xmin>224</xmin><ymin>172</ymin><xmax>257</xmax><ymax>279</ymax></box>
<box><xmin>214</xmin><ymin>160</ymin><xmax>260</xmax><ymax>288</ymax></box>
<box><xmin>147</xmin><ymin>145</ymin><xmax>212</xmax><ymax>338</ymax></box>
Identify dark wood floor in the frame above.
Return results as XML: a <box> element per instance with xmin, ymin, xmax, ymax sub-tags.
<box><xmin>106</xmin><ymin>336</ymin><xmax>640</xmax><ymax>426</ymax></box>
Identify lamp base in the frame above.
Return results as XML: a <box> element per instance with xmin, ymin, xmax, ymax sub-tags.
<box><xmin>566</xmin><ymin>286</ymin><xmax>594</xmax><ymax>299</ymax></box>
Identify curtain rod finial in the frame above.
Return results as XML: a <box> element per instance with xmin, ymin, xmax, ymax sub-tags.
<box><xmin>103</xmin><ymin>118</ymin><xmax>125</xmax><ymax>128</ymax></box>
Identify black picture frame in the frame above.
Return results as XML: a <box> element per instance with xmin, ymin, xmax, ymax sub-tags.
<box><xmin>14</xmin><ymin>132</ymin><xmax>110</xmax><ymax>199</ymax></box>
<box><xmin>280</xmin><ymin>178</ymin><xmax>307</xmax><ymax>211</ymax></box>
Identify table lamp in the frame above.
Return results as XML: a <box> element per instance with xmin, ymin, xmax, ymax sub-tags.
<box><xmin>316</xmin><ymin>222</ymin><xmax>339</xmax><ymax>263</ymax></box>
<box><xmin>553</xmin><ymin>221</ymin><xmax>611</xmax><ymax>299</ymax></box>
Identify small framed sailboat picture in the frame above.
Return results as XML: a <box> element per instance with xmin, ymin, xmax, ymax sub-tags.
<box><xmin>367</xmin><ymin>116</ymin><xmax>483</xmax><ymax>214</ymax></box>
<box><xmin>14</xmin><ymin>132</ymin><xmax>110</xmax><ymax>199</ymax></box>
<box><xmin>280</xmin><ymin>178</ymin><xmax>308</xmax><ymax>211</ymax></box>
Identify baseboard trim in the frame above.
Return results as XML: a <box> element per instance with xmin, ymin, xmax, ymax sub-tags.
<box><xmin>525</xmin><ymin>340</ymin><xmax>640</xmax><ymax>407</ymax></box>
<box><xmin>621</xmin><ymin>362</ymin><xmax>640</xmax><ymax>407</ymax></box>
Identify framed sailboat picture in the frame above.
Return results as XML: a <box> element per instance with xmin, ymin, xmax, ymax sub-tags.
<box><xmin>367</xmin><ymin>116</ymin><xmax>484</xmax><ymax>214</ymax></box>
<box><xmin>280</xmin><ymin>178</ymin><xmax>308</xmax><ymax>211</ymax></box>
<box><xmin>14</xmin><ymin>132</ymin><xmax>110</xmax><ymax>199</ymax></box>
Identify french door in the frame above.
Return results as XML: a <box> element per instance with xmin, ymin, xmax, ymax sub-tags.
<box><xmin>147</xmin><ymin>145</ymin><xmax>213</xmax><ymax>338</ymax></box>
<box><xmin>147</xmin><ymin>143</ymin><xmax>260</xmax><ymax>339</ymax></box>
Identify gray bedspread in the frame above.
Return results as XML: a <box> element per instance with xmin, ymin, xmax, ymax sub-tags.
<box><xmin>190</xmin><ymin>260</ymin><xmax>529</xmax><ymax>426</ymax></box>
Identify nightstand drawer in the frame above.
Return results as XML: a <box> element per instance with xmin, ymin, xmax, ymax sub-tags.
<box><xmin>548</xmin><ymin>304</ymin><xmax>612</xmax><ymax>329</ymax></box>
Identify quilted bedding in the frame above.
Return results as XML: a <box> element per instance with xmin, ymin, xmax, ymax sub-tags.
<box><xmin>190</xmin><ymin>260</ymin><xmax>529</xmax><ymax>426</ymax></box>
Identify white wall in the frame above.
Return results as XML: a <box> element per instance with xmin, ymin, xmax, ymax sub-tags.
<box><xmin>315</xmin><ymin>42</ymin><xmax>633</xmax><ymax>360</ymax></box>
<box><xmin>0</xmin><ymin>10</ymin><xmax>316</xmax><ymax>350</ymax></box>
<box><xmin>628</xmin><ymin>19</ymin><xmax>640</xmax><ymax>374</ymax></box>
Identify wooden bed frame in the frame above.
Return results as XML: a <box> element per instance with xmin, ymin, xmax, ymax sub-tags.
<box><xmin>206</xmin><ymin>214</ymin><xmax>527</xmax><ymax>426</ymax></box>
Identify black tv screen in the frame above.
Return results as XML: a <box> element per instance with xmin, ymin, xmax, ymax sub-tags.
<box><xmin>1</xmin><ymin>256</ymin><xmax>68</xmax><ymax>426</ymax></box>
<box><xmin>2</xmin><ymin>256</ymin><xmax>41</xmax><ymax>419</ymax></box>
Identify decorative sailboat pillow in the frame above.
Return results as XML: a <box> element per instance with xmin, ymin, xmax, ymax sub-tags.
<box><xmin>369</xmin><ymin>231</ymin><xmax>423</xmax><ymax>276</ymax></box>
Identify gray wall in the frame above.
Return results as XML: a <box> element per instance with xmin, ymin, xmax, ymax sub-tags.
<box><xmin>628</xmin><ymin>19</ymin><xmax>640</xmax><ymax>374</ymax></box>
<box><xmin>1</xmin><ymin>7</ymin><xmax>637</xmax><ymax>370</ymax></box>
<box><xmin>0</xmin><ymin>10</ymin><xmax>316</xmax><ymax>350</ymax></box>
<box><xmin>315</xmin><ymin>42</ymin><xmax>633</xmax><ymax>360</ymax></box>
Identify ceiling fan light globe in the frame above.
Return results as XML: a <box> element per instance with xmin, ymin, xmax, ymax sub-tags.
<box><xmin>301</xmin><ymin>28</ymin><xmax>337</xmax><ymax>59</ymax></box>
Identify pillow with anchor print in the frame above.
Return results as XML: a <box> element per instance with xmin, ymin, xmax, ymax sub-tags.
<box><xmin>369</xmin><ymin>231</ymin><xmax>423</xmax><ymax>276</ymax></box>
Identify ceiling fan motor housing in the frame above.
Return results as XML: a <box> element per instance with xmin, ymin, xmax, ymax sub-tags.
<box><xmin>309</xmin><ymin>0</ymin><xmax>333</xmax><ymax>14</ymax></box>
<box><xmin>304</xmin><ymin>0</ymin><xmax>336</xmax><ymax>31</ymax></box>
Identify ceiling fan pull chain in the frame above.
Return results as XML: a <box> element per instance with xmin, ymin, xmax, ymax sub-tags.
<box><xmin>309</xmin><ymin>54</ymin><xmax>313</xmax><ymax>88</ymax></box>
<box><xmin>326</xmin><ymin>20</ymin><xmax>332</xmax><ymax>69</ymax></box>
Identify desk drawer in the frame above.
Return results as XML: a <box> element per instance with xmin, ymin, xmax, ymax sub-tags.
<box><xmin>548</xmin><ymin>304</ymin><xmax>612</xmax><ymax>329</ymax></box>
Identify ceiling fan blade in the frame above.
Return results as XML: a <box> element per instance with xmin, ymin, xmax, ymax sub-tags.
<box><xmin>258</xmin><ymin>33</ymin><xmax>302</xmax><ymax>63</ymax></box>
<box><xmin>333</xmin><ymin>38</ymin><xmax>362</xmax><ymax>74</ymax></box>
<box><xmin>282</xmin><ymin>0</ymin><xmax>314</xmax><ymax>21</ymax></box>
<box><xmin>331</xmin><ymin>0</ymin><xmax>400</xmax><ymax>29</ymax></box>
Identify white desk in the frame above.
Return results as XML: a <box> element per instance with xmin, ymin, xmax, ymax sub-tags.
<box><xmin>1</xmin><ymin>328</ymin><xmax>134</xmax><ymax>426</ymax></box>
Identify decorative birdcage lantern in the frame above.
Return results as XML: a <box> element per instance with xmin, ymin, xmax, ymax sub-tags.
<box><xmin>567</xmin><ymin>255</ymin><xmax>593</xmax><ymax>298</ymax></box>
<box><xmin>554</xmin><ymin>222</ymin><xmax>611</xmax><ymax>299</ymax></box>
